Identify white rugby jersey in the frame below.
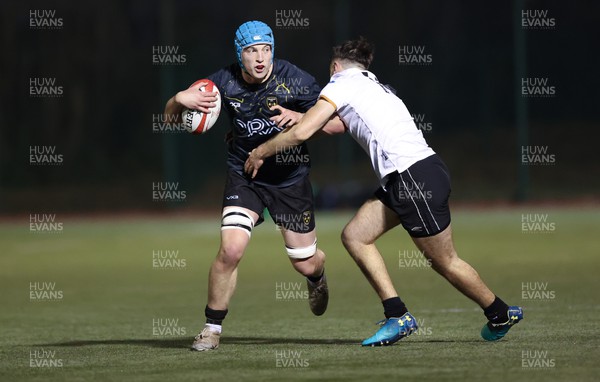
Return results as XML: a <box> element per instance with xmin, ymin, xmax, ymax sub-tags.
<box><xmin>320</xmin><ymin>67</ymin><xmax>435</xmax><ymax>186</ymax></box>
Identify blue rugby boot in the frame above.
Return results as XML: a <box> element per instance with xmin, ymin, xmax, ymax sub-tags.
<box><xmin>481</xmin><ymin>306</ymin><xmax>523</xmax><ymax>341</ymax></box>
<box><xmin>362</xmin><ymin>312</ymin><xmax>418</xmax><ymax>347</ymax></box>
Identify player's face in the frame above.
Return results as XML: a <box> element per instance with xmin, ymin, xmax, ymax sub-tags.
<box><xmin>241</xmin><ymin>44</ymin><xmax>273</xmax><ymax>83</ymax></box>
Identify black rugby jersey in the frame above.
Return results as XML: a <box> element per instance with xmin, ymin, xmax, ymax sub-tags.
<box><xmin>207</xmin><ymin>59</ymin><xmax>320</xmax><ymax>187</ymax></box>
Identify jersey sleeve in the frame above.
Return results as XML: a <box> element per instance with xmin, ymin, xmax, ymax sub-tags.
<box><xmin>206</xmin><ymin>65</ymin><xmax>232</xmax><ymax>90</ymax></box>
<box><xmin>319</xmin><ymin>75</ymin><xmax>346</xmax><ymax>111</ymax></box>
<box><xmin>283</xmin><ymin>62</ymin><xmax>321</xmax><ymax>112</ymax></box>
<box><xmin>296</xmin><ymin>78</ymin><xmax>321</xmax><ymax>111</ymax></box>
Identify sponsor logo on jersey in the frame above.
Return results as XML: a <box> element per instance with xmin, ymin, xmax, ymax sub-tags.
<box><xmin>235</xmin><ymin>117</ymin><xmax>282</xmax><ymax>138</ymax></box>
<box><xmin>225</xmin><ymin>96</ymin><xmax>244</xmax><ymax>113</ymax></box>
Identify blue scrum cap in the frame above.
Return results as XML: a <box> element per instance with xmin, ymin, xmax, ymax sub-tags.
<box><xmin>234</xmin><ymin>21</ymin><xmax>274</xmax><ymax>71</ymax></box>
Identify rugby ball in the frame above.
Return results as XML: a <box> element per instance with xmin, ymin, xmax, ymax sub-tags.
<box><xmin>182</xmin><ymin>79</ymin><xmax>221</xmax><ymax>134</ymax></box>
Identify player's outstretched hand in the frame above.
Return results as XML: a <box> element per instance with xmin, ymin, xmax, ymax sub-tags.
<box><xmin>175</xmin><ymin>81</ymin><xmax>218</xmax><ymax>113</ymax></box>
<box><xmin>269</xmin><ymin>105</ymin><xmax>303</xmax><ymax>128</ymax></box>
<box><xmin>244</xmin><ymin>149</ymin><xmax>264</xmax><ymax>179</ymax></box>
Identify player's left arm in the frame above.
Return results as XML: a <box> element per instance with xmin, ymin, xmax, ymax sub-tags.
<box><xmin>318</xmin><ymin>115</ymin><xmax>346</xmax><ymax>136</ymax></box>
<box><xmin>269</xmin><ymin>104</ymin><xmax>345</xmax><ymax>135</ymax></box>
<box><xmin>245</xmin><ymin>99</ymin><xmax>336</xmax><ymax>178</ymax></box>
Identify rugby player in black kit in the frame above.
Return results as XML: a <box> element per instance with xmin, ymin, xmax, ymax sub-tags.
<box><xmin>164</xmin><ymin>20</ymin><xmax>344</xmax><ymax>351</ymax></box>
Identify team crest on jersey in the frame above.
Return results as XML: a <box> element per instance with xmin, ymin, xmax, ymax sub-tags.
<box><xmin>266</xmin><ymin>96</ymin><xmax>278</xmax><ymax>108</ymax></box>
<box><xmin>302</xmin><ymin>211</ymin><xmax>312</xmax><ymax>225</ymax></box>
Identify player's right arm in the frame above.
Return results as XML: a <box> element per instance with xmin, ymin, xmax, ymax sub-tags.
<box><xmin>164</xmin><ymin>81</ymin><xmax>218</xmax><ymax>122</ymax></box>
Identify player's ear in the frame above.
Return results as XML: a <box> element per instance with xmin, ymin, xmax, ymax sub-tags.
<box><xmin>331</xmin><ymin>60</ymin><xmax>342</xmax><ymax>75</ymax></box>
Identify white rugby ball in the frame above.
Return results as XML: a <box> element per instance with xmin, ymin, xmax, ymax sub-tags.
<box><xmin>182</xmin><ymin>79</ymin><xmax>221</xmax><ymax>134</ymax></box>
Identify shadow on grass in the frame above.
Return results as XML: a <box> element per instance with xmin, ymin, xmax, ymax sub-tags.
<box><xmin>36</xmin><ymin>336</ymin><xmax>360</xmax><ymax>349</ymax></box>
<box><xmin>36</xmin><ymin>336</ymin><xmax>482</xmax><ymax>349</ymax></box>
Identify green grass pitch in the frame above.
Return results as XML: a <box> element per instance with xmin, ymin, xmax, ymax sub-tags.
<box><xmin>1</xmin><ymin>207</ymin><xmax>599</xmax><ymax>381</ymax></box>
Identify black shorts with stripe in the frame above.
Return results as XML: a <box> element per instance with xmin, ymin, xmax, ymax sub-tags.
<box><xmin>222</xmin><ymin>169</ymin><xmax>316</xmax><ymax>234</ymax></box>
<box><xmin>375</xmin><ymin>154</ymin><xmax>451</xmax><ymax>238</ymax></box>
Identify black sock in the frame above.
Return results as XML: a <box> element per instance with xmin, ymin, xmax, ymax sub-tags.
<box><xmin>382</xmin><ymin>297</ymin><xmax>408</xmax><ymax>318</ymax></box>
<box><xmin>205</xmin><ymin>305</ymin><xmax>228</xmax><ymax>325</ymax></box>
<box><xmin>307</xmin><ymin>269</ymin><xmax>324</xmax><ymax>283</ymax></box>
<box><xmin>483</xmin><ymin>296</ymin><xmax>509</xmax><ymax>324</ymax></box>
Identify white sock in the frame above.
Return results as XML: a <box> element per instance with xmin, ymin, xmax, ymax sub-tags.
<box><xmin>205</xmin><ymin>323</ymin><xmax>222</xmax><ymax>334</ymax></box>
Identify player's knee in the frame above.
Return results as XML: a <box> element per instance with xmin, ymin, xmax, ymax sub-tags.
<box><xmin>427</xmin><ymin>250</ymin><xmax>459</xmax><ymax>273</ymax></box>
<box><xmin>291</xmin><ymin>248</ymin><xmax>324</xmax><ymax>276</ymax></box>
<box><xmin>341</xmin><ymin>224</ymin><xmax>360</xmax><ymax>249</ymax></box>
<box><xmin>216</xmin><ymin>242</ymin><xmax>246</xmax><ymax>267</ymax></box>
<box><xmin>292</xmin><ymin>260</ymin><xmax>314</xmax><ymax>276</ymax></box>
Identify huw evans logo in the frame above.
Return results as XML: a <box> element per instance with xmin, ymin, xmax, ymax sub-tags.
<box><xmin>152</xmin><ymin>249</ymin><xmax>186</xmax><ymax>269</ymax></box>
<box><xmin>29</xmin><ymin>214</ymin><xmax>63</xmax><ymax>233</ymax></box>
<box><xmin>522</xmin><ymin>10</ymin><xmax>556</xmax><ymax>30</ymax></box>
<box><xmin>275</xmin><ymin>282</ymin><xmax>308</xmax><ymax>300</ymax></box>
<box><xmin>275</xmin><ymin>145</ymin><xmax>309</xmax><ymax>165</ymax></box>
<box><xmin>30</xmin><ymin>349</ymin><xmax>63</xmax><ymax>367</ymax></box>
<box><xmin>152</xmin><ymin>114</ymin><xmax>186</xmax><ymax>133</ymax></box>
<box><xmin>30</xmin><ymin>282</ymin><xmax>63</xmax><ymax>301</ymax></box>
<box><xmin>275</xmin><ymin>10</ymin><xmax>309</xmax><ymax>29</ymax></box>
<box><xmin>413</xmin><ymin>318</ymin><xmax>433</xmax><ymax>336</ymax></box>
<box><xmin>398</xmin><ymin>181</ymin><xmax>433</xmax><ymax>201</ymax></box>
<box><xmin>412</xmin><ymin>113</ymin><xmax>432</xmax><ymax>133</ymax></box>
<box><xmin>152</xmin><ymin>46</ymin><xmax>186</xmax><ymax>65</ymax></box>
<box><xmin>274</xmin><ymin>77</ymin><xmax>312</xmax><ymax>96</ymax></box>
<box><xmin>29</xmin><ymin>10</ymin><xmax>63</xmax><ymax>29</ymax></box>
<box><xmin>521</xmin><ymin>78</ymin><xmax>556</xmax><ymax>98</ymax></box>
<box><xmin>152</xmin><ymin>318</ymin><xmax>187</xmax><ymax>336</ymax></box>
<box><xmin>521</xmin><ymin>213</ymin><xmax>556</xmax><ymax>233</ymax></box>
<box><xmin>522</xmin><ymin>350</ymin><xmax>555</xmax><ymax>368</ymax></box>
<box><xmin>521</xmin><ymin>146</ymin><xmax>555</xmax><ymax>166</ymax></box>
<box><xmin>274</xmin><ymin>212</ymin><xmax>311</xmax><ymax>232</ymax></box>
<box><xmin>399</xmin><ymin>45</ymin><xmax>432</xmax><ymax>65</ymax></box>
<box><xmin>152</xmin><ymin>182</ymin><xmax>186</xmax><ymax>202</ymax></box>
<box><xmin>521</xmin><ymin>281</ymin><xmax>556</xmax><ymax>300</ymax></box>
<box><xmin>275</xmin><ymin>350</ymin><xmax>309</xmax><ymax>368</ymax></box>
<box><xmin>29</xmin><ymin>146</ymin><xmax>63</xmax><ymax>165</ymax></box>
<box><xmin>399</xmin><ymin>249</ymin><xmax>432</xmax><ymax>268</ymax></box>
<box><xmin>29</xmin><ymin>78</ymin><xmax>63</xmax><ymax>97</ymax></box>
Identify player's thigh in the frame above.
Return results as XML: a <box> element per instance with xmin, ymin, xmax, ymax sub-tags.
<box><xmin>280</xmin><ymin>227</ymin><xmax>317</xmax><ymax>249</ymax></box>
<box><xmin>411</xmin><ymin>224</ymin><xmax>456</xmax><ymax>263</ymax></box>
<box><xmin>262</xmin><ymin>176</ymin><xmax>319</xmax><ymax>256</ymax></box>
<box><xmin>343</xmin><ymin>197</ymin><xmax>401</xmax><ymax>245</ymax></box>
<box><xmin>221</xmin><ymin>169</ymin><xmax>267</xmax><ymax>225</ymax></box>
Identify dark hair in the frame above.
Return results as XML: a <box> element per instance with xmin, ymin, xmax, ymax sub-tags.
<box><xmin>332</xmin><ymin>36</ymin><xmax>374</xmax><ymax>69</ymax></box>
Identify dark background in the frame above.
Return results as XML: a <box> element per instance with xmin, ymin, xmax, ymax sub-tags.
<box><xmin>1</xmin><ymin>0</ymin><xmax>598</xmax><ymax>213</ymax></box>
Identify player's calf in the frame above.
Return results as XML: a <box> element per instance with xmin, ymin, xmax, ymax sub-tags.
<box><xmin>287</xmin><ymin>243</ymin><xmax>329</xmax><ymax>316</ymax></box>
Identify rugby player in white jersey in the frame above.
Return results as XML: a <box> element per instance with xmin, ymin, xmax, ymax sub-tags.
<box><xmin>245</xmin><ymin>37</ymin><xmax>523</xmax><ymax>346</ymax></box>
